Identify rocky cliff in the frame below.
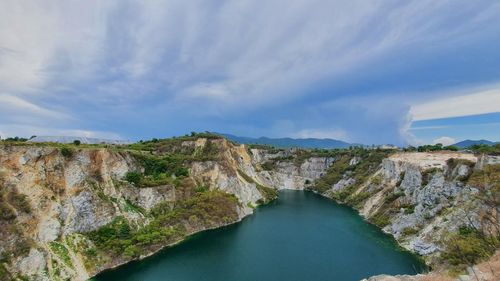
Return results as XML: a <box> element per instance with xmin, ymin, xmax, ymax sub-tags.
<box><xmin>0</xmin><ymin>137</ymin><xmax>498</xmax><ymax>281</ymax></box>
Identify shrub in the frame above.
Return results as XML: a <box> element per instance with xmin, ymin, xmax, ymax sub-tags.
<box><xmin>86</xmin><ymin>191</ymin><xmax>239</xmax><ymax>258</ymax></box>
<box><xmin>73</xmin><ymin>140</ymin><xmax>81</xmax><ymax>145</ymax></box>
<box><xmin>0</xmin><ymin>202</ymin><xmax>15</xmax><ymax>220</ymax></box>
<box><xmin>385</xmin><ymin>191</ymin><xmax>404</xmax><ymax>203</ymax></box>
<box><xmin>404</xmin><ymin>205</ymin><xmax>415</xmax><ymax>214</ymax></box>
<box><xmin>174</xmin><ymin>167</ymin><xmax>189</xmax><ymax>177</ymax></box>
<box><xmin>255</xmin><ymin>184</ymin><xmax>278</xmax><ymax>204</ymax></box>
<box><xmin>261</xmin><ymin>161</ymin><xmax>276</xmax><ymax>171</ymax></box>
<box><xmin>124</xmin><ymin>172</ymin><xmax>142</xmax><ymax>185</ymax></box>
<box><xmin>60</xmin><ymin>147</ymin><xmax>73</xmax><ymax>158</ymax></box>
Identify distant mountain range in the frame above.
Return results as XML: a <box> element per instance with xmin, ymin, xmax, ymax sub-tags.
<box><xmin>28</xmin><ymin>136</ymin><xmax>131</xmax><ymax>145</ymax></box>
<box><xmin>218</xmin><ymin>133</ymin><xmax>355</xmax><ymax>149</ymax></box>
<box><xmin>452</xmin><ymin>139</ymin><xmax>499</xmax><ymax>148</ymax></box>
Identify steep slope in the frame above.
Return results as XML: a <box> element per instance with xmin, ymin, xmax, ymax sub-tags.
<box><xmin>0</xmin><ymin>138</ymin><xmax>276</xmax><ymax>280</ymax></box>
<box><xmin>306</xmin><ymin>150</ymin><xmax>499</xmax><ymax>277</ymax></box>
<box><xmin>0</xmin><ymin>137</ymin><xmax>498</xmax><ymax>281</ymax></box>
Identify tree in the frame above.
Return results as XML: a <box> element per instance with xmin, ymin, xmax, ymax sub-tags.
<box><xmin>73</xmin><ymin>140</ymin><xmax>81</xmax><ymax>145</ymax></box>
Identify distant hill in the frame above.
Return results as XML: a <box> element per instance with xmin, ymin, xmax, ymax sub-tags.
<box><xmin>452</xmin><ymin>139</ymin><xmax>499</xmax><ymax>148</ymax></box>
<box><xmin>28</xmin><ymin>136</ymin><xmax>131</xmax><ymax>145</ymax></box>
<box><xmin>218</xmin><ymin>133</ymin><xmax>354</xmax><ymax>149</ymax></box>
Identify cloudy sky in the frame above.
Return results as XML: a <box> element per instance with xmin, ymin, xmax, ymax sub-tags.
<box><xmin>1</xmin><ymin>0</ymin><xmax>500</xmax><ymax>145</ymax></box>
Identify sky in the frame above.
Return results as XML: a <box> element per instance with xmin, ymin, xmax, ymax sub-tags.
<box><xmin>1</xmin><ymin>0</ymin><xmax>500</xmax><ymax>145</ymax></box>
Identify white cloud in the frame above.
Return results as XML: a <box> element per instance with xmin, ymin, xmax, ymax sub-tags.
<box><xmin>433</xmin><ymin>136</ymin><xmax>456</xmax><ymax>146</ymax></box>
<box><xmin>410</xmin><ymin>88</ymin><xmax>500</xmax><ymax>121</ymax></box>
<box><xmin>1</xmin><ymin>0</ymin><xmax>500</xmax><ymax>142</ymax></box>
<box><xmin>0</xmin><ymin>94</ymin><xmax>69</xmax><ymax>120</ymax></box>
<box><xmin>292</xmin><ymin>128</ymin><xmax>349</xmax><ymax>141</ymax></box>
<box><xmin>0</xmin><ymin>124</ymin><xmax>122</xmax><ymax>140</ymax></box>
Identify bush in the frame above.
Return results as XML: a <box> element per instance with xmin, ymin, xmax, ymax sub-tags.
<box><xmin>60</xmin><ymin>147</ymin><xmax>73</xmax><ymax>158</ymax></box>
<box><xmin>385</xmin><ymin>191</ymin><xmax>404</xmax><ymax>203</ymax></box>
<box><xmin>174</xmin><ymin>167</ymin><xmax>189</xmax><ymax>177</ymax></box>
<box><xmin>255</xmin><ymin>184</ymin><xmax>278</xmax><ymax>204</ymax></box>
<box><xmin>0</xmin><ymin>202</ymin><xmax>15</xmax><ymax>220</ymax></box>
<box><xmin>404</xmin><ymin>205</ymin><xmax>415</xmax><ymax>214</ymax></box>
<box><xmin>261</xmin><ymin>161</ymin><xmax>276</xmax><ymax>171</ymax></box>
<box><xmin>124</xmin><ymin>172</ymin><xmax>142</xmax><ymax>185</ymax></box>
<box><xmin>73</xmin><ymin>140</ymin><xmax>81</xmax><ymax>145</ymax></box>
<box><xmin>86</xmin><ymin>191</ymin><xmax>240</xmax><ymax>258</ymax></box>
<box><xmin>7</xmin><ymin>192</ymin><xmax>31</xmax><ymax>214</ymax></box>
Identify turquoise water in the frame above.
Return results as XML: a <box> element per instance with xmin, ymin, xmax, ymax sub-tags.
<box><xmin>94</xmin><ymin>190</ymin><xmax>425</xmax><ymax>281</ymax></box>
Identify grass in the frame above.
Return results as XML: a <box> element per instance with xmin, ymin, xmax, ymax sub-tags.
<box><xmin>441</xmin><ymin>226</ymin><xmax>498</xmax><ymax>269</ymax></box>
<box><xmin>49</xmin><ymin>241</ymin><xmax>74</xmax><ymax>269</ymax></box>
<box><xmin>370</xmin><ymin>213</ymin><xmax>391</xmax><ymax>228</ymax></box>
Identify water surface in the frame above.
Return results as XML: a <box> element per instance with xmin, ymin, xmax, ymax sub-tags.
<box><xmin>95</xmin><ymin>190</ymin><xmax>424</xmax><ymax>281</ymax></box>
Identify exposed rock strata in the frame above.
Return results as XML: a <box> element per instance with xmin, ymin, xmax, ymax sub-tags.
<box><xmin>0</xmin><ymin>141</ymin><xmax>497</xmax><ymax>281</ymax></box>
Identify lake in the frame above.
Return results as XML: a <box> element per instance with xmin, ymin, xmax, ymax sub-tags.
<box><xmin>93</xmin><ymin>190</ymin><xmax>425</xmax><ymax>281</ymax></box>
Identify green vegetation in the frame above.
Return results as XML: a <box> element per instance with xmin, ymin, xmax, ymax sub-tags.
<box><xmin>0</xmin><ymin>188</ymin><xmax>31</xmax><ymax>219</ymax></box>
<box><xmin>255</xmin><ymin>185</ymin><xmax>278</xmax><ymax>204</ymax></box>
<box><xmin>123</xmin><ymin>153</ymin><xmax>191</xmax><ymax>187</ymax></box>
<box><xmin>468</xmin><ymin>143</ymin><xmax>500</xmax><ymax>155</ymax></box>
<box><xmin>49</xmin><ymin>241</ymin><xmax>74</xmax><ymax>269</ymax></box>
<box><xmin>60</xmin><ymin>147</ymin><xmax>74</xmax><ymax>158</ymax></box>
<box><xmin>441</xmin><ymin>226</ymin><xmax>498</xmax><ymax>269</ymax></box>
<box><xmin>73</xmin><ymin>140</ymin><xmax>81</xmax><ymax>145</ymax></box>
<box><xmin>85</xmin><ymin>191</ymin><xmax>239</xmax><ymax>259</ymax></box>
<box><xmin>0</xmin><ymin>263</ymin><xmax>11</xmax><ymax>281</ymax></box>
<box><xmin>403</xmin><ymin>205</ymin><xmax>415</xmax><ymax>214</ymax></box>
<box><xmin>0</xmin><ymin>136</ymin><xmax>28</xmax><ymax>142</ymax></box>
<box><xmin>312</xmin><ymin>149</ymin><xmax>390</xmax><ymax>197</ymax></box>
<box><xmin>236</xmin><ymin>169</ymin><xmax>277</xmax><ymax>204</ymax></box>
<box><xmin>370</xmin><ymin>213</ymin><xmax>391</xmax><ymax>228</ymax></box>
<box><xmin>385</xmin><ymin>191</ymin><xmax>405</xmax><ymax>203</ymax></box>
<box><xmin>261</xmin><ymin>161</ymin><xmax>276</xmax><ymax>171</ymax></box>
<box><xmin>124</xmin><ymin>172</ymin><xmax>142</xmax><ymax>185</ymax></box>
<box><xmin>195</xmin><ymin>185</ymin><xmax>209</xmax><ymax>193</ymax></box>
<box><xmin>401</xmin><ymin>227</ymin><xmax>419</xmax><ymax>237</ymax></box>
<box><xmin>404</xmin><ymin>143</ymin><xmax>459</xmax><ymax>152</ymax></box>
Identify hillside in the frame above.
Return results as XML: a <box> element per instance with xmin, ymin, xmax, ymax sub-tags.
<box><xmin>453</xmin><ymin>139</ymin><xmax>499</xmax><ymax>148</ymax></box>
<box><xmin>219</xmin><ymin>133</ymin><xmax>353</xmax><ymax>149</ymax></box>
<box><xmin>0</xmin><ymin>136</ymin><xmax>498</xmax><ymax>281</ymax></box>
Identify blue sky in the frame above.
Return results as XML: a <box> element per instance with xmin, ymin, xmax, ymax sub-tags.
<box><xmin>1</xmin><ymin>0</ymin><xmax>500</xmax><ymax>145</ymax></box>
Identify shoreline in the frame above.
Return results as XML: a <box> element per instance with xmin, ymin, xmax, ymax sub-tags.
<box><xmin>89</xmin><ymin>189</ymin><xmax>427</xmax><ymax>280</ymax></box>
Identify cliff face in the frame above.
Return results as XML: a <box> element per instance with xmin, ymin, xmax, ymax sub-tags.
<box><xmin>0</xmin><ymin>140</ymin><xmax>252</xmax><ymax>280</ymax></box>
<box><xmin>0</xmin><ymin>139</ymin><xmax>498</xmax><ymax>281</ymax></box>
<box><xmin>308</xmin><ymin>150</ymin><xmax>499</xmax><ymax>279</ymax></box>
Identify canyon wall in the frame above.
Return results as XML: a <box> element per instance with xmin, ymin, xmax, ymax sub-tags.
<box><xmin>0</xmin><ymin>138</ymin><xmax>498</xmax><ymax>281</ymax></box>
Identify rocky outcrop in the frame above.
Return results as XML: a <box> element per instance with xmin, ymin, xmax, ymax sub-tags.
<box><xmin>0</xmin><ymin>141</ymin><xmax>497</xmax><ymax>281</ymax></box>
<box><xmin>0</xmin><ymin>140</ymin><xmax>276</xmax><ymax>280</ymax></box>
<box><xmin>250</xmin><ymin>149</ymin><xmax>334</xmax><ymax>190</ymax></box>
